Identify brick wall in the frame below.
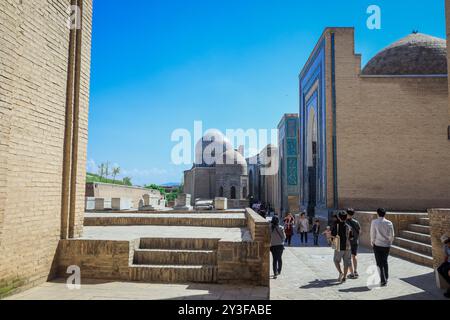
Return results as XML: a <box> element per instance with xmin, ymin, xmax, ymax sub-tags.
<box><xmin>331</xmin><ymin>28</ymin><xmax>450</xmax><ymax>211</ymax></box>
<box><xmin>0</xmin><ymin>0</ymin><xmax>92</xmax><ymax>296</ymax></box>
<box><xmin>428</xmin><ymin>209</ymin><xmax>450</xmax><ymax>268</ymax></box>
<box><xmin>446</xmin><ymin>0</ymin><xmax>450</xmax><ymax>125</ymax></box>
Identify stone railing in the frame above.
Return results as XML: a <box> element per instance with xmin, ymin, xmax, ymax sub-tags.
<box><xmin>353</xmin><ymin>211</ymin><xmax>428</xmax><ymax>248</ymax></box>
<box><xmin>428</xmin><ymin>208</ymin><xmax>450</xmax><ymax>269</ymax></box>
<box><xmin>216</xmin><ymin>208</ymin><xmax>270</xmax><ymax>287</ymax></box>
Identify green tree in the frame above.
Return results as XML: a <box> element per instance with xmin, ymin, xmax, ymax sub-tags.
<box><xmin>98</xmin><ymin>163</ymin><xmax>105</xmax><ymax>181</ymax></box>
<box><xmin>104</xmin><ymin>161</ymin><xmax>110</xmax><ymax>181</ymax></box>
<box><xmin>122</xmin><ymin>177</ymin><xmax>132</xmax><ymax>186</ymax></box>
<box><xmin>112</xmin><ymin>166</ymin><xmax>120</xmax><ymax>183</ymax></box>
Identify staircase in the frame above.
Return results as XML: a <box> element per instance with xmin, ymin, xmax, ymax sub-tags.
<box><xmin>129</xmin><ymin>238</ymin><xmax>219</xmax><ymax>283</ymax></box>
<box><xmin>391</xmin><ymin>217</ymin><xmax>433</xmax><ymax>267</ymax></box>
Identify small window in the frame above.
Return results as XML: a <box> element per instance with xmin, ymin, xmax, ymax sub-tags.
<box><xmin>219</xmin><ymin>186</ymin><xmax>224</xmax><ymax>197</ymax></box>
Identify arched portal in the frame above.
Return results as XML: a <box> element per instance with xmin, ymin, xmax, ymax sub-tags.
<box><xmin>230</xmin><ymin>186</ymin><xmax>236</xmax><ymax>199</ymax></box>
<box><xmin>306</xmin><ymin>107</ymin><xmax>318</xmax><ymax>217</ymax></box>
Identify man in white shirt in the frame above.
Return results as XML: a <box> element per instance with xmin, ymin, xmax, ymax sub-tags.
<box><xmin>370</xmin><ymin>208</ymin><xmax>395</xmax><ymax>287</ymax></box>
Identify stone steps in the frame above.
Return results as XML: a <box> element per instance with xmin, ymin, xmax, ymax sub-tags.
<box><xmin>130</xmin><ymin>237</ymin><xmax>219</xmax><ymax>283</ymax></box>
<box><xmin>408</xmin><ymin>224</ymin><xmax>430</xmax><ymax>234</ymax></box>
<box><xmin>139</xmin><ymin>238</ymin><xmax>219</xmax><ymax>250</ymax></box>
<box><xmin>390</xmin><ymin>215</ymin><xmax>433</xmax><ymax>267</ymax></box>
<box><xmin>418</xmin><ymin>218</ymin><xmax>430</xmax><ymax>226</ymax></box>
<box><xmin>390</xmin><ymin>245</ymin><xmax>433</xmax><ymax>268</ymax></box>
<box><xmin>129</xmin><ymin>265</ymin><xmax>217</xmax><ymax>283</ymax></box>
<box><xmin>393</xmin><ymin>237</ymin><xmax>432</xmax><ymax>256</ymax></box>
<box><xmin>134</xmin><ymin>249</ymin><xmax>217</xmax><ymax>265</ymax></box>
<box><xmin>400</xmin><ymin>230</ymin><xmax>431</xmax><ymax>245</ymax></box>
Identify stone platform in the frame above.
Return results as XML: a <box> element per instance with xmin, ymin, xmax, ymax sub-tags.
<box><xmin>84</xmin><ymin>212</ymin><xmax>247</xmax><ymax>228</ymax></box>
<box><xmin>53</xmin><ymin>209</ymin><xmax>270</xmax><ymax>287</ymax></box>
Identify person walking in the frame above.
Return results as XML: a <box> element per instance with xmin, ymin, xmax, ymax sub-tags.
<box><xmin>346</xmin><ymin>209</ymin><xmax>361</xmax><ymax>279</ymax></box>
<box><xmin>312</xmin><ymin>219</ymin><xmax>321</xmax><ymax>246</ymax></box>
<box><xmin>322</xmin><ymin>226</ymin><xmax>333</xmax><ymax>246</ymax></box>
<box><xmin>331</xmin><ymin>211</ymin><xmax>353</xmax><ymax>283</ymax></box>
<box><xmin>283</xmin><ymin>213</ymin><xmax>295</xmax><ymax>246</ymax></box>
<box><xmin>370</xmin><ymin>208</ymin><xmax>395</xmax><ymax>287</ymax></box>
<box><xmin>297</xmin><ymin>212</ymin><xmax>310</xmax><ymax>245</ymax></box>
<box><xmin>437</xmin><ymin>236</ymin><xmax>450</xmax><ymax>299</ymax></box>
<box><xmin>270</xmin><ymin>216</ymin><xmax>286</xmax><ymax>279</ymax></box>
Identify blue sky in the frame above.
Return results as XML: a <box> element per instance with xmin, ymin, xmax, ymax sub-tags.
<box><xmin>87</xmin><ymin>0</ymin><xmax>446</xmax><ymax>186</ymax></box>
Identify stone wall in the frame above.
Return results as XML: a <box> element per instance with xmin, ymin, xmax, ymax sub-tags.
<box><xmin>55</xmin><ymin>208</ymin><xmax>270</xmax><ymax>286</ymax></box>
<box><xmin>354</xmin><ymin>211</ymin><xmax>428</xmax><ymax>248</ymax></box>
<box><xmin>0</xmin><ymin>0</ymin><xmax>92</xmax><ymax>297</ymax></box>
<box><xmin>244</xmin><ymin>208</ymin><xmax>270</xmax><ymax>286</ymax></box>
<box><xmin>446</xmin><ymin>0</ymin><xmax>450</xmax><ymax>125</ymax></box>
<box><xmin>85</xmin><ymin>182</ymin><xmax>158</xmax><ymax>209</ymax></box>
<box><xmin>55</xmin><ymin>239</ymin><xmax>132</xmax><ymax>281</ymax></box>
<box><xmin>428</xmin><ymin>209</ymin><xmax>450</xmax><ymax>268</ymax></box>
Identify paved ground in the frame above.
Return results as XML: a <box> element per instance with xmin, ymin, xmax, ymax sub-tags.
<box><xmin>5</xmin><ymin>234</ymin><xmax>446</xmax><ymax>300</ymax></box>
<box><xmin>5</xmin><ymin>280</ymin><xmax>269</xmax><ymax>300</ymax></box>
<box><xmin>270</xmin><ymin>235</ymin><xmax>445</xmax><ymax>300</ymax></box>
<box><xmin>81</xmin><ymin>225</ymin><xmax>252</xmax><ymax>241</ymax></box>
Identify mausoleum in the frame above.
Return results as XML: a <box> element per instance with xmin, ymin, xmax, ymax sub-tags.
<box><xmin>299</xmin><ymin>28</ymin><xmax>450</xmax><ymax>220</ymax></box>
<box><xmin>183</xmin><ymin>130</ymin><xmax>249</xmax><ymax>209</ymax></box>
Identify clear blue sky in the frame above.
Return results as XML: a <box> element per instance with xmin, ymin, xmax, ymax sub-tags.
<box><xmin>87</xmin><ymin>0</ymin><xmax>446</xmax><ymax>186</ymax></box>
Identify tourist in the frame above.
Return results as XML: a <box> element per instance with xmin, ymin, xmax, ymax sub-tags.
<box><xmin>312</xmin><ymin>219</ymin><xmax>321</xmax><ymax>246</ymax></box>
<box><xmin>437</xmin><ymin>236</ymin><xmax>450</xmax><ymax>299</ymax></box>
<box><xmin>297</xmin><ymin>212</ymin><xmax>309</xmax><ymax>245</ymax></box>
<box><xmin>370</xmin><ymin>208</ymin><xmax>395</xmax><ymax>287</ymax></box>
<box><xmin>283</xmin><ymin>213</ymin><xmax>295</xmax><ymax>246</ymax></box>
<box><xmin>322</xmin><ymin>226</ymin><xmax>332</xmax><ymax>246</ymax></box>
<box><xmin>346</xmin><ymin>209</ymin><xmax>361</xmax><ymax>279</ymax></box>
<box><xmin>270</xmin><ymin>216</ymin><xmax>286</xmax><ymax>279</ymax></box>
<box><xmin>331</xmin><ymin>211</ymin><xmax>353</xmax><ymax>283</ymax></box>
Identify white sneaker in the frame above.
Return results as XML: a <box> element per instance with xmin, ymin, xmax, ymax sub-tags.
<box><xmin>338</xmin><ymin>273</ymin><xmax>344</xmax><ymax>282</ymax></box>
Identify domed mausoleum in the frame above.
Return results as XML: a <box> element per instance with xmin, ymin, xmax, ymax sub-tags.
<box><xmin>184</xmin><ymin>130</ymin><xmax>249</xmax><ymax>208</ymax></box>
<box><xmin>298</xmin><ymin>28</ymin><xmax>450</xmax><ymax>217</ymax></box>
<box><xmin>362</xmin><ymin>33</ymin><xmax>447</xmax><ymax>75</ymax></box>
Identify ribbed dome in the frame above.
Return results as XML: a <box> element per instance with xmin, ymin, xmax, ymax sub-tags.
<box><xmin>216</xmin><ymin>149</ymin><xmax>248</xmax><ymax>175</ymax></box>
<box><xmin>362</xmin><ymin>33</ymin><xmax>447</xmax><ymax>75</ymax></box>
<box><xmin>194</xmin><ymin>129</ymin><xmax>233</xmax><ymax>167</ymax></box>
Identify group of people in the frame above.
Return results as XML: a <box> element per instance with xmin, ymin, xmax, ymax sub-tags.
<box><xmin>282</xmin><ymin>212</ymin><xmax>321</xmax><ymax>246</ymax></box>
<box><xmin>269</xmin><ymin>208</ymin><xmax>395</xmax><ymax>287</ymax></box>
<box><xmin>251</xmin><ymin>201</ymin><xmax>274</xmax><ymax>219</ymax></box>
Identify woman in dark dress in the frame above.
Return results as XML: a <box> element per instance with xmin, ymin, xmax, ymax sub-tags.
<box><xmin>284</xmin><ymin>213</ymin><xmax>295</xmax><ymax>246</ymax></box>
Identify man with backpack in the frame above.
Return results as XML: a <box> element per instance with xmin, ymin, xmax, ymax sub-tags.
<box><xmin>346</xmin><ymin>209</ymin><xmax>361</xmax><ymax>279</ymax></box>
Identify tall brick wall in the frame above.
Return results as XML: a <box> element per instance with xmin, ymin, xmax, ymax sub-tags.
<box><xmin>0</xmin><ymin>0</ymin><xmax>92</xmax><ymax>295</ymax></box>
<box><xmin>330</xmin><ymin>28</ymin><xmax>450</xmax><ymax>211</ymax></box>
<box><xmin>446</xmin><ymin>0</ymin><xmax>450</xmax><ymax>124</ymax></box>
